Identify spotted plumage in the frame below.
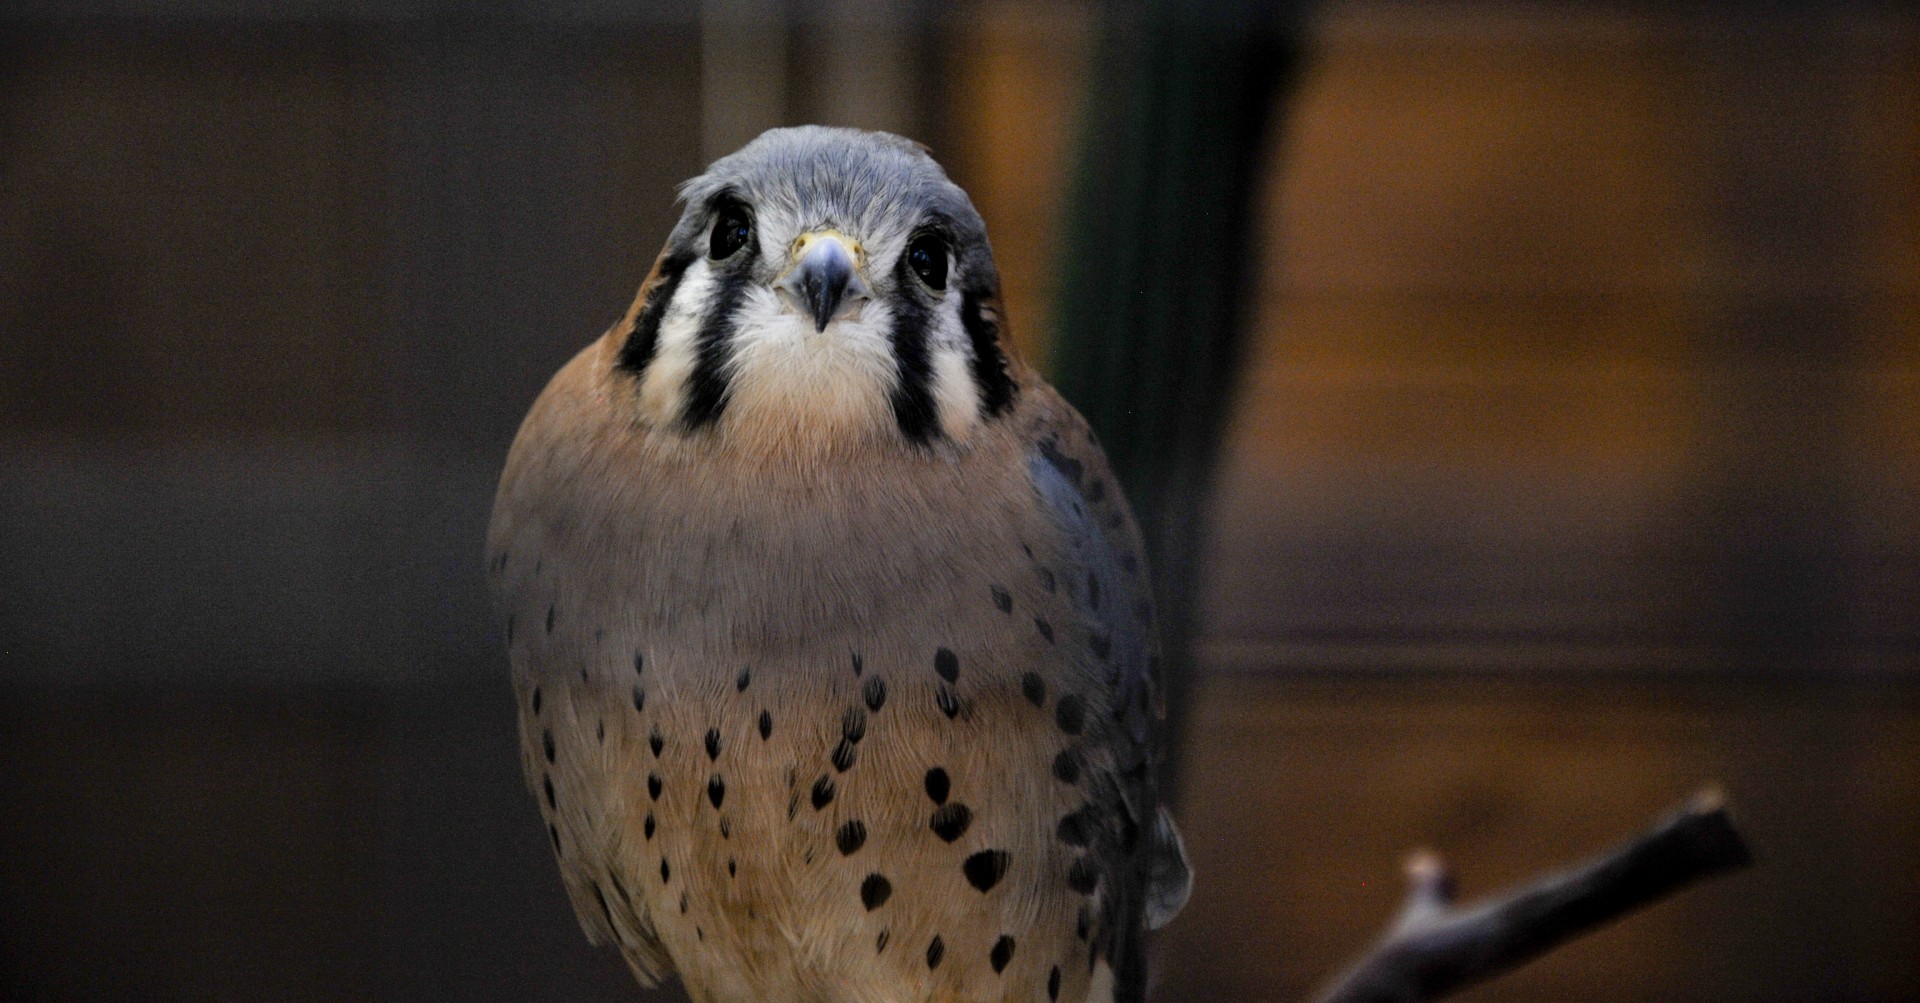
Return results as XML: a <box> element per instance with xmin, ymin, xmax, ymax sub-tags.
<box><xmin>488</xmin><ymin>126</ymin><xmax>1190</xmax><ymax>1003</ymax></box>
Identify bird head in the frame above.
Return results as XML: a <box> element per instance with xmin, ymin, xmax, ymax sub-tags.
<box><xmin>614</xmin><ymin>126</ymin><xmax>1018</xmax><ymax>452</ymax></box>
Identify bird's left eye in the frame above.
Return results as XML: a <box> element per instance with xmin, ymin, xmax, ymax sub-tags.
<box><xmin>906</xmin><ymin>233</ymin><xmax>948</xmax><ymax>291</ymax></box>
<box><xmin>710</xmin><ymin>201</ymin><xmax>753</xmax><ymax>260</ymax></box>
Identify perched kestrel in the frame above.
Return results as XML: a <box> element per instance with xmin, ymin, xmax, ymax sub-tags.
<box><xmin>488</xmin><ymin>126</ymin><xmax>1191</xmax><ymax>1003</ymax></box>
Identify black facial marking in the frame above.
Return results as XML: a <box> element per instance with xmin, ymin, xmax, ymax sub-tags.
<box><xmin>811</xmin><ymin>775</ymin><xmax>836</xmax><ymax>810</ymax></box>
<box><xmin>961</xmin><ymin>290</ymin><xmax>1017</xmax><ymax>418</ymax></box>
<box><xmin>925</xmin><ymin>767</ymin><xmax>950</xmax><ymax>805</ymax></box>
<box><xmin>860</xmin><ymin>874</ymin><xmax>893</xmax><ymax>910</ymax></box>
<box><xmin>836</xmin><ymin>819</ymin><xmax>868</xmax><ymax>856</ymax></box>
<box><xmin>1053</xmin><ymin>749</ymin><xmax>1081</xmax><ymax>785</ymax></box>
<box><xmin>1021</xmin><ymin>672</ymin><xmax>1046</xmax><ymax>707</ymax></box>
<box><xmin>990</xmin><ymin>585</ymin><xmax>1012</xmax><ymax>614</ymax></box>
<box><xmin>886</xmin><ymin>262</ymin><xmax>941</xmax><ymax>442</ymax></box>
<box><xmin>862</xmin><ymin>676</ymin><xmax>887</xmax><ymax>712</ymax></box>
<box><xmin>831</xmin><ymin>738</ymin><xmax>858</xmax><ymax>772</ymax></box>
<box><xmin>617</xmin><ymin>251</ymin><xmax>694</xmax><ymax>374</ymax></box>
<box><xmin>930</xmin><ymin>803</ymin><xmax>972</xmax><ymax>842</ymax></box>
<box><xmin>705</xmin><ymin>728</ymin><xmax>722</xmax><ymax>760</ymax></box>
<box><xmin>758</xmin><ymin>710</ymin><xmax>773</xmax><ymax>739</ymax></box>
<box><xmin>681</xmin><ymin>261</ymin><xmax>755</xmax><ymax>429</ymax></box>
<box><xmin>990</xmin><ymin>934</ymin><xmax>1016</xmax><ymax>974</ymax></box>
<box><xmin>934</xmin><ymin>648</ymin><xmax>959</xmax><ymax>683</ymax></box>
<box><xmin>707</xmin><ymin>775</ymin><xmax>726</xmax><ymax>809</ymax></box>
<box><xmin>927</xmin><ymin>935</ymin><xmax>945</xmax><ymax>970</ymax></box>
<box><xmin>963</xmin><ymin>850</ymin><xmax>1009</xmax><ymax>892</ymax></box>
<box><xmin>1055</xmin><ymin>695</ymin><xmax>1086</xmax><ymax>736</ymax></box>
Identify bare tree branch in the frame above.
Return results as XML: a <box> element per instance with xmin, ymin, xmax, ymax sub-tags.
<box><xmin>1312</xmin><ymin>788</ymin><xmax>1753</xmax><ymax>1003</ymax></box>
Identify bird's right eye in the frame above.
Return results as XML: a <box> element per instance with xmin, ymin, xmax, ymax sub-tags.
<box><xmin>710</xmin><ymin>201</ymin><xmax>753</xmax><ymax>260</ymax></box>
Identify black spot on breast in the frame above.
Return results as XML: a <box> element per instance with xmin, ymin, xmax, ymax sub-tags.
<box><xmin>1021</xmin><ymin>672</ymin><xmax>1046</xmax><ymax>707</ymax></box>
<box><xmin>633</xmin><ymin>652</ymin><xmax>644</xmax><ymax>675</ymax></box>
<box><xmin>927</xmin><ymin>935</ymin><xmax>945</xmax><ymax>970</ymax></box>
<box><xmin>1087</xmin><ymin>478</ymin><xmax>1108</xmax><ymax>503</ymax></box>
<box><xmin>1052</xmin><ymin>749</ymin><xmax>1081</xmax><ymax>785</ymax></box>
<box><xmin>1038</xmin><ymin>437</ymin><xmax>1084</xmax><ymax>486</ymax></box>
<box><xmin>542</xmin><ymin>730</ymin><xmax>555</xmax><ymax>763</ymax></box>
<box><xmin>660</xmin><ymin>857</ymin><xmax>670</xmax><ymax>884</ymax></box>
<box><xmin>933</xmin><ymin>647</ymin><xmax>959</xmax><ymax>682</ymax></box>
<box><xmin>1057</xmin><ymin>806</ymin><xmax>1093</xmax><ymax>847</ymax></box>
<box><xmin>648</xmin><ymin>773</ymin><xmax>662</xmax><ymax>800</ymax></box>
<box><xmin>678</xmin><ymin>891</ymin><xmax>689</xmax><ymax>914</ymax></box>
<box><xmin>1039</xmin><ymin>568</ymin><xmax>1056</xmax><ymax>592</ymax></box>
<box><xmin>705</xmin><ymin>728</ymin><xmax>722</xmax><ymax>760</ymax></box>
<box><xmin>707</xmin><ymin>775</ymin><xmax>726</xmax><ymax>809</ymax></box>
<box><xmin>1049</xmin><ymin>964</ymin><xmax>1062</xmax><ymax>999</ymax></box>
<box><xmin>831</xmin><ymin>738</ymin><xmax>858</xmax><ymax>772</ymax></box>
<box><xmin>990</xmin><ymin>934</ymin><xmax>1016</xmax><ymax>974</ymax></box>
<box><xmin>543</xmin><ymin>775</ymin><xmax>556</xmax><ymax>809</ymax></box>
<box><xmin>1035</xmin><ymin>617</ymin><xmax>1054</xmax><ymax>643</ymax></box>
<box><xmin>596</xmin><ymin>720</ymin><xmax>604</xmax><ymax>744</ymax></box>
<box><xmin>963</xmin><ymin>850</ymin><xmax>1009</xmax><ymax>892</ymax></box>
<box><xmin>930</xmin><ymin>803</ymin><xmax>972</xmax><ymax>842</ymax></box>
<box><xmin>719</xmin><ymin>816</ymin><xmax>731</xmax><ymax>839</ymax></box>
<box><xmin>736</xmin><ymin>667</ymin><xmax>751</xmax><ymax>692</ymax></box>
<box><xmin>649</xmin><ymin>726</ymin><xmax>664</xmax><ymax>757</ymax></box>
<box><xmin>1055</xmin><ymin>695</ymin><xmax>1086</xmax><ymax>736</ymax></box>
<box><xmin>851</xmin><ymin>651</ymin><xmax>863</xmax><ymax>676</ymax></box>
<box><xmin>935</xmin><ymin>686</ymin><xmax>961</xmax><ymax>719</ymax></box>
<box><xmin>531</xmin><ymin>687</ymin><xmax>542</xmax><ymax>714</ymax></box>
<box><xmin>546</xmin><ymin>606</ymin><xmax>555</xmax><ymax>634</ymax></box>
<box><xmin>924</xmin><ymin>767</ymin><xmax>950</xmax><ymax>805</ymax></box>
<box><xmin>842</xmin><ymin>706</ymin><xmax>867</xmax><ymax>743</ymax></box>
<box><xmin>990</xmin><ymin>585</ymin><xmax>1012</xmax><ymax>613</ymax></box>
<box><xmin>860</xmin><ymin>874</ymin><xmax>893</xmax><ymax>910</ymax></box>
<box><xmin>632</xmin><ymin>686</ymin><xmax>646</xmax><ymax>713</ymax></box>
<box><xmin>548</xmin><ymin>823</ymin><xmax>560</xmax><ymax>853</ymax></box>
<box><xmin>644</xmin><ymin>813</ymin><xmax>655</xmax><ymax>840</ymax></box>
<box><xmin>811</xmin><ymin>775</ymin><xmax>836</xmax><ymax>810</ymax></box>
<box><xmin>836</xmin><ymin>819</ymin><xmax>868</xmax><ymax>856</ymax></box>
<box><xmin>1068</xmin><ymin>857</ymin><xmax>1100</xmax><ymax>894</ymax></box>
<box><xmin>758</xmin><ymin>710</ymin><xmax>773</xmax><ymax>739</ymax></box>
<box><xmin>876</xmin><ymin>928</ymin><xmax>890</xmax><ymax>952</ymax></box>
<box><xmin>862</xmin><ymin>676</ymin><xmax>887</xmax><ymax>712</ymax></box>
<box><xmin>728</xmin><ymin>858</ymin><xmax>737</xmax><ymax>878</ymax></box>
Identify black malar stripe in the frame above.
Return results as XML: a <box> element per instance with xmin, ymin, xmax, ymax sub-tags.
<box><xmin>616</xmin><ymin>251</ymin><xmax>695</xmax><ymax>375</ymax></box>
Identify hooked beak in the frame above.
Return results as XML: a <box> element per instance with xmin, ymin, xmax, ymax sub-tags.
<box><xmin>775</xmin><ymin>230</ymin><xmax>872</xmax><ymax>332</ymax></box>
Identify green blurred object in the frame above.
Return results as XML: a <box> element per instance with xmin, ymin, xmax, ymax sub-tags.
<box><xmin>1049</xmin><ymin>1</ymin><xmax>1305</xmax><ymax>791</ymax></box>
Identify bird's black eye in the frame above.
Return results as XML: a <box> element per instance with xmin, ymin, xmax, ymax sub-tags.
<box><xmin>710</xmin><ymin>201</ymin><xmax>753</xmax><ymax>260</ymax></box>
<box><xmin>906</xmin><ymin>233</ymin><xmax>948</xmax><ymax>291</ymax></box>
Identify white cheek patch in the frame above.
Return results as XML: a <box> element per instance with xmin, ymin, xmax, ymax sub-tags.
<box><xmin>928</xmin><ymin>296</ymin><xmax>983</xmax><ymax>443</ymax></box>
<box><xmin>723</xmin><ymin>289</ymin><xmax>901</xmax><ymax>445</ymax></box>
<box><xmin>637</xmin><ymin>260</ymin><xmax>715</xmax><ymax>427</ymax></box>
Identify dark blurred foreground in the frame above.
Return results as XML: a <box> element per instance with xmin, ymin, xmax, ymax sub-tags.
<box><xmin>2</xmin><ymin>4</ymin><xmax>1916</xmax><ymax>1001</ymax></box>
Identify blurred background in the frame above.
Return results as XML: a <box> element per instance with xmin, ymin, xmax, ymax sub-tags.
<box><xmin>2</xmin><ymin>1</ymin><xmax>1916</xmax><ymax>1000</ymax></box>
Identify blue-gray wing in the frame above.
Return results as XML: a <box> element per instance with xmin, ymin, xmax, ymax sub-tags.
<box><xmin>1028</xmin><ymin>426</ymin><xmax>1193</xmax><ymax>1000</ymax></box>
